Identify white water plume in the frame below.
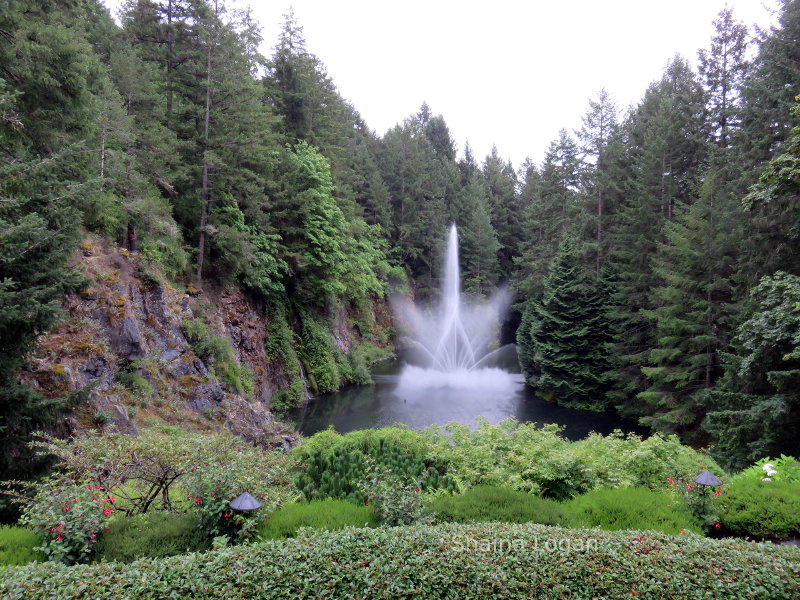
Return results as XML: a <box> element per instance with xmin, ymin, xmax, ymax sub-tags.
<box><xmin>393</xmin><ymin>224</ymin><xmax>514</xmax><ymax>385</ymax></box>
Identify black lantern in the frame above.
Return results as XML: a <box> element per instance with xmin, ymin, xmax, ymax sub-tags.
<box><xmin>229</xmin><ymin>492</ymin><xmax>261</xmax><ymax>511</ymax></box>
<box><xmin>693</xmin><ymin>470</ymin><xmax>723</xmax><ymax>487</ymax></box>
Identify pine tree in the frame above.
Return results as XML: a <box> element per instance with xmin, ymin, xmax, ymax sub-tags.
<box><xmin>454</xmin><ymin>172</ymin><xmax>500</xmax><ymax>296</ymax></box>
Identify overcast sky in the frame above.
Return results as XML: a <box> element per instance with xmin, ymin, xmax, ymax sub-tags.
<box><xmin>105</xmin><ymin>0</ymin><xmax>779</xmax><ymax>168</ymax></box>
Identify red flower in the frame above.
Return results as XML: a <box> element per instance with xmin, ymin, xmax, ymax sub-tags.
<box><xmin>194</xmin><ymin>496</ymin><xmax>201</xmax><ymax>504</ymax></box>
<box><xmin>666</xmin><ymin>477</ymin><xmax>674</xmax><ymax>483</ymax></box>
<box><xmin>686</xmin><ymin>484</ymin><xmax>693</xmax><ymax>491</ymax></box>
<box><xmin>714</xmin><ymin>523</ymin><xmax>721</xmax><ymax>528</ymax></box>
<box><xmin>102</xmin><ymin>508</ymin><xmax>114</xmax><ymax>516</ymax></box>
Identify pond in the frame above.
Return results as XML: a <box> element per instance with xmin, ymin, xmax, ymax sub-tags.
<box><xmin>291</xmin><ymin>349</ymin><xmax>648</xmax><ymax>441</ymax></box>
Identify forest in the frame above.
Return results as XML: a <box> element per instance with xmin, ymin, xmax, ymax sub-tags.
<box><xmin>1</xmin><ymin>0</ymin><xmax>800</xmax><ymax>486</ymax></box>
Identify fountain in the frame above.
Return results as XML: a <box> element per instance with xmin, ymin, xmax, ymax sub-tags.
<box><xmin>293</xmin><ymin>224</ymin><xmax>646</xmax><ymax>439</ymax></box>
<box><xmin>394</xmin><ymin>224</ymin><xmax>517</xmax><ymax>391</ymax></box>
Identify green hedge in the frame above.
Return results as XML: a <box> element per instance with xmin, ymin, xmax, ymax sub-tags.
<box><xmin>426</xmin><ymin>485</ymin><xmax>569</xmax><ymax>526</ymax></box>
<box><xmin>565</xmin><ymin>487</ymin><xmax>703</xmax><ymax>535</ymax></box>
<box><xmin>717</xmin><ymin>478</ymin><xmax>800</xmax><ymax>539</ymax></box>
<box><xmin>2</xmin><ymin>523</ymin><xmax>798</xmax><ymax>599</ymax></box>
<box><xmin>0</xmin><ymin>526</ymin><xmax>44</xmax><ymax>566</ymax></box>
<box><xmin>257</xmin><ymin>499</ymin><xmax>377</xmax><ymax>540</ymax></box>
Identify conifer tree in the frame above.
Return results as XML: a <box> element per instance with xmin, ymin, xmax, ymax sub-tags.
<box><xmin>518</xmin><ymin>237</ymin><xmax>611</xmax><ymax>411</ymax></box>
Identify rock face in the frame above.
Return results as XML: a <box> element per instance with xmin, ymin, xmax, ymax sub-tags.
<box><xmin>19</xmin><ymin>238</ymin><xmax>299</xmax><ymax>444</ymax></box>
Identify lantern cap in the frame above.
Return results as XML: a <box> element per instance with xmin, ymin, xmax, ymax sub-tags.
<box><xmin>693</xmin><ymin>470</ymin><xmax>723</xmax><ymax>486</ymax></box>
<box><xmin>229</xmin><ymin>492</ymin><xmax>261</xmax><ymax>511</ymax></box>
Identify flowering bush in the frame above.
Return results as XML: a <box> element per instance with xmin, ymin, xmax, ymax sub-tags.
<box><xmin>667</xmin><ymin>476</ymin><xmax>723</xmax><ymax>531</ymax></box>
<box><xmin>733</xmin><ymin>455</ymin><xmax>800</xmax><ymax>483</ymax></box>
<box><xmin>19</xmin><ymin>477</ymin><xmax>115</xmax><ymax>564</ymax></box>
<box><xmin>356</xmin><ymin>461</ymin><xmax>428</xmax><ymax>526</ymax></box>
<box><xmin>183</xmin><ymin>449</ymin><xmax>297</xmax><ymax>542</ymax></box>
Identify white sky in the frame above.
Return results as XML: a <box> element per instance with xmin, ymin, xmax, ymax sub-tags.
<box><xmin>104</xmin><ymin>0</ymin><xmax>780</xmax><ymax>168</ymax></box>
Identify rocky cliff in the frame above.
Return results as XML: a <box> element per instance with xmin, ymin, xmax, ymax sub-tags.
<box><xmin>19</xmin><ymin>236</ymin><xmax>392</xmax><ymax>445</ymax></box>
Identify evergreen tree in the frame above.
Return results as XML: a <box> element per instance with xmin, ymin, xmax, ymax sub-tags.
<box><xmin>702</xmin><ymin>272</ymin><xmax>800</xmax><ymax>470</ymax></box>
<box><xmin>638</xmin><ymin>170</ymin><xmax>742</xmax><ymax>439</ymax></box>
<box><xmin>454</xmin><ymin>172</ymin><xmax>500</xmax><ymax>296</ymax></box>
<box><xmin>518</xmin><ymin>238</ymin><xmax>611</xmax><ymax>411</ymax></box>
<box><xmin>698</xmin><ymin>7</ymin><xmax>749</xmax><ymax>149</ymax></box>
<box><xmin>482</xmin><ymin>147</ymin><xmax>521</xmax><ymax>279</ymax></box>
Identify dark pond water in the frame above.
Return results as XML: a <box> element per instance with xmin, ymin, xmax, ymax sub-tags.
<box><xmin>291</xmin><ymin>348</ymin><xmax>647</xmax><ymax>441</ymax></box>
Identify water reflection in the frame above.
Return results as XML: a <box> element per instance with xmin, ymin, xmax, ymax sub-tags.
<box><xmin>292</xmin><ymin>357</ymin><xmax>647</xmax><ymax>441</ymax></box>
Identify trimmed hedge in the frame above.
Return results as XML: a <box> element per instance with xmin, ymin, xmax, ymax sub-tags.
<box><xmin>0</xmin><ymin>526</ymin><xmax>44</xmax><ymax>566</ymax></box>
<box><xmin>427</xmin><ymin>485</ymin><xmax>569</xmax><ymax>526</ymax></box>
<box><xmin>717</xmin><ymin>478</ymin><xmax>800</xmax><ymax>540</ymax></box>
<box><xmin>1</xmin><ymin>523</ymin><xmax>798</xmax><ymax>599</ymax></box>
<box><xmin>257</xmin><ymin>499</ymin><xmax>377</xmax><ymax>540</ymax></box>
<box><xmin>565</xmin><ymin>487</ymin><xmax>704</xmax><ymax>535</ymax></box>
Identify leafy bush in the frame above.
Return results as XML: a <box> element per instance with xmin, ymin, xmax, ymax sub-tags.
<box><xmin>294</xmin><ymin>437</ymin><xmax>456</xmax><ymax>503</ymax></box>
<box><xmin>733</xmin><ymin>455</ymin><xmax>800</xmax><ymax>483</ymax></box>
<box><xmin>565</xmin><ymin>487</ymin><xmax>703</xmax><ymax>535</ymax></box>
<box><xmin>18</xmin><ymin>477</ymin><xmax>116</xmax><ymax>564</ymax></box>
<box><xmin>426</xmin><ymin>486</ymin><xmax>569</xmax><ymax>526</ymax></box>
<box><xmin>257</xmin><ymin>499</ymin><xmax>376</xmax><ymax>540</ymax></box>
<box><xmin>0</xmin><ymin>526</ymin><xmax>44</xmax><ymax>566</ymax></box>
<box><xmin>2</xmin><ymin>523</ymin><xmax>798</xmax><ymax>599</ymax></box>
<box><xmin>298</xmin><ymin>312</ymin><xmax>341</xmax><ymax>394</ymax></box>
<box><xmin>91</xmin><ymin>512</ymin><xmax>209</xmax><ymax>563</ymax></box>
<box><xmin>716</xmin><ymin>478</ymin><xmax>800</xmax><ymax>539</ymax></box>
<box><xmin>356</xmin><ymin>462</ymin><xmax>427</xmax><ymax>526</ymax></box>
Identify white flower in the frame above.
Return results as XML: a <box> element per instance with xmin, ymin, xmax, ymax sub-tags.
<box><xmin>762</xmin><ymin>463</ymin><xmax>774</xmax><ymax>471</ymax></box>
<box><xmin>762</xmin><ymin>477</ymin><xmax>772</xmax><ymax>482</ymax></box>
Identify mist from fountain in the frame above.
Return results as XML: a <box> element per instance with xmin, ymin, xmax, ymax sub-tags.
<box><xmin>394</xmin><ymin>224</ymin><xmax>517</xmax><ymax>391</ymax></box>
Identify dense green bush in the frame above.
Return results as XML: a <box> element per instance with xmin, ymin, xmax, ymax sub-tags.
<box><xmin>257</xmin><ymin>499</ymin><xmax>376</xmax><ymax>540</ymax></box>
<box><xmin>716</xmin><ymin>478</ymin><xmax>800</xmax><ymax>539</ymax></box>
<box><xmin>298</xmin><ymin>312</ymin><xmax>342</xmax><ymax>394</ymax></box>
<box><xmin>265</xmin><ymin>310</ymin><xmax>305</xmax><ymax>412</ymax></box>
<box><xmin>0</xmin><ymin>526</ymin><xmax>44</xmax><ymax>566</ymax></box>
<box><xmin>92</xmin><ymin>512</ymin><xmax>210</xmax><ymax>563</ymax></box>
<box><xmin>733</xmin><ymin>455</ymin><xmax>800</xmax><ymax>483</ymax></box>
<box><xmin>565</xmin><ymin>487</ymin><xmax>703</xmax><ymax>535</ymax></box>
<box><xmin>294</xmin><ymin>438</ymin><xmax>456</xmax><ymax>503</ymax></box>
<box><xmin>2</xmin><ymin>523</ymin><xmax>798</xmax><ymax>599</ymax></box>
<box><xmin>296</xmin><ymin>420</ymin><xmax>723</xmax><ymax>500</ymax></box>
<box><xmin>426</xmin><ymin>486</ymin><xmax>569</xmax><ymax>526</ymax></box>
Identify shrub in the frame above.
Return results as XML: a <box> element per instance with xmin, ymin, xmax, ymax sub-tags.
<box><xmin>565</xmin><ymin>487</ymin><xmax>703</xmax><ymax>535</ymax></box>
<box><xmin>716</xmin><ymin>478</ymin><xmax>800</xmax><ymax>539</ymax></box>
<box><xmin>257</xmin><ymin>499</ymin><xmax>376</xmax><ymax>540</ymax></box>
<box><xmin>2</xmin><ymin>523</ymin><xmax>799</xmax><ymax>599</ymax></box>
<box><xmin>294</xmin><ymin>438</ymin><xmax>456</xmax><ymax>503</ymax></box>
<box><xmin>18</xmin><ymin>477</ymin><xmax>116</xmax><ymax>564</ymax></box>
<box><xmin>92</xmin><ymin>512</ymin><xmax>209</xmax><ymax>563</ymax></box>
<box><xmin>733</xmin><ymin>455</ymin><xmax>800</xmax><ymax>483</ymax></box>
<box><xmin>0</xmin><ymin>526</ymin><xmax>44</xmax><ymax>566</ymax></box>
<box><xmin>356</xmin><ymin>462</ymin><xmax>427</xmax><ymax>526</ymax></box>
<box><xmin>426</xmin><ymin>486</ymin><xmax>569</xmax><ymax>526</ymax></box>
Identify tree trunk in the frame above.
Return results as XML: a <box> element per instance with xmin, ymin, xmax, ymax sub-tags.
<box><xmin>196</xmin><ymin>40</ymin><xmax>213</xmax><ymax>283</ymax></box>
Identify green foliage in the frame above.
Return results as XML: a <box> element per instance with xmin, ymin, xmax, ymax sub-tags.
<box><xmin>0</xmin><ymin>526</ymin><xmax>44</xmax><ymax>566</ymax></box>
<box><xmin>18</xmin><ymin>477</ymin><xmax>115</xmax><ymax>564</ymax></box>
<box><xmin>3</xmin><ymin>523</ymin><xmax>799</xmax><ymax>599</ymax></box>
<box><xmin>264</xmin><ymin>309</ymin><xmax>305</xmax><ymax>412</ymax></box>
<box><xmin>181</xmin><ymin>318</ymin><xmax>253</xmax><ymax>395</ymax></box>
<box><xmin>519</xmin><ymin>237</ymin><xmax>612</xmax><ymax>411</ymax></box>
<box><xmin>257</xmin><ymin>499</ymin><xmax>376</xmax><ymax>540</ymax></box>
<box><xmin>734</xmin><ymin>455</ymin><xmax>800</xmax><ymax>483</ymax></box>
<box><xmin>356</xmin><ymin>461</ymin><xmax>428</xmax><ymax>526</ymax></box>
<box><xmin>294</xmin><ymin>436</ymin><xmax>456</xmax><ymax>504</ymax></box>
<box><xmin>565</xmin><ymin>487</ymin><xmax>703</xmax><ymax>535</ymax></box>
<box><xmin>716</xmin><ymin>478</ymin><xmax>800</xmax><ymax>539</ymax></box>
<box><xmin>297</xmin><ymin>312</ymin><xmax>341</xmax><ymax>395</ymax></box>
<box><xmin>295</xmin><ymin>421</ymin><xmax>719</xmax><ymax>502</ymax></box>
<box><xmin>703</xmin><ymin>272</ymin><xmax>800</xmax><ymax>470</ymax></box>
<box><xmin>426</xmin><ymin>486</ymin><xmax>569</xmax><ymax>526</ymax></box>
<box><xmin>91</xmin><ymin>512</ymin><xmax>209</xmax><ymax>563</ymax></box>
